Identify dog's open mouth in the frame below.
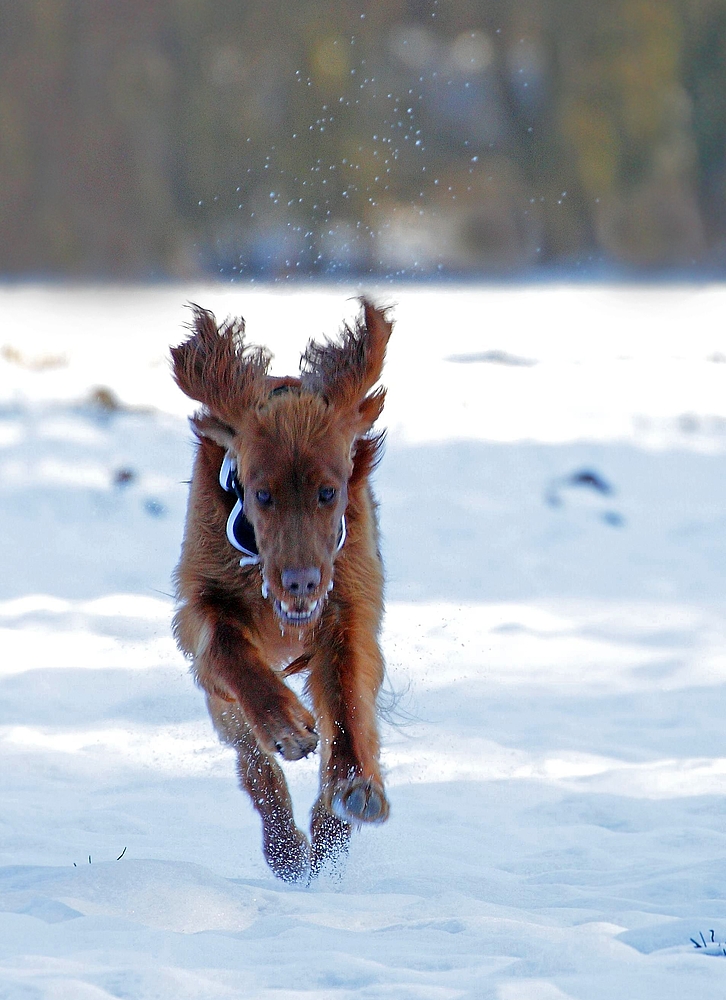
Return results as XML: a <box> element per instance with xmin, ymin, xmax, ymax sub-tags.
<box><xmin>272</xmin><ymin>597</ymin><xmax>322</xmax><ymax>628</ymax></box>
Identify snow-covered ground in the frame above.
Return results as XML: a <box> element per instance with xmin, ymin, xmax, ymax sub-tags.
<box><xmin>2</xmin><ymin>283</ymin><xmax>726</xmax><ymax>998</ymax></box>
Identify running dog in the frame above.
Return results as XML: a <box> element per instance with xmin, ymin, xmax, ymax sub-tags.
<box><xmin>171</xmin><ymin>300</ymin><xmax>392</xmax><ymax>879</ymax></box>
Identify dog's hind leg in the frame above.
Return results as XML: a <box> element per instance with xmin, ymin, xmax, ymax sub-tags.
<box><xmin>207</xmin><ymin>693</ymin><xmax>310</xmax><ymax>882</ymax></box>
<box><xmin>309</xmin><ymin>797</ymin><xmax>351</xmax><ymax>876</ymax></box>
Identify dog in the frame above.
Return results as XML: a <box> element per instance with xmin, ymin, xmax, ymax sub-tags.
<box><xmin>171</xmin><ymin>299</ymin><xmax>392</xmax><ymax>880</ymax></box>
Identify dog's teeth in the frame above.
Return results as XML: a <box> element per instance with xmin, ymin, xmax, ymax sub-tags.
<box><xmin>310</xmin><ymin>599</ymin><xmax>319</xmax><ymax>611</ymax></box>
<box><xmin>327</xmin><ymin>580</ymin><xmax>334</xmax><ymax>592</ymax></box>
<box><xmin>261</xmin><ymin>580</ymin><xmax>269</xmax><ymax>599</ymax></box>
<box><xmin>281</xmin><ymin>600</ymin><xmax>290</xmax><ymax>613</ymax></box>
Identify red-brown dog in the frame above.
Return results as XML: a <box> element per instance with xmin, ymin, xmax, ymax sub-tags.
<box><xmin>171</xmin><ymin>300</ymin><xmax>392</xmax><ymax>879</ymax></box>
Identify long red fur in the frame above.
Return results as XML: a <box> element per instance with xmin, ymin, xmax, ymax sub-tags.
<box><xmin>171</xmin><ymin>299</ymin><xmax>392</xmax><ymax>880</ymax></box>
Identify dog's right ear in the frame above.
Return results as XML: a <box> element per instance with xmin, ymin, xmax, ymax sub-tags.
<box><xmin>300</xmin><ymin>299</ymin><xmax>393</xmax><ymax>436</ymax></box>
<box><xmin>189</xmin><ymin>412</ymin><xmax>236</xmax><ymax>449</ymax></box>
<box><xmin>171</xmin><ymin>304</ymin><xmax>270</xmax><ymax>425</ymax></box>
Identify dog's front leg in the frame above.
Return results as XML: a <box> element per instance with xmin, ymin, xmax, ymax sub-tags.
<box><xmin>178</xmin><ymin>603</ymin><xmax>319</xmax><ymax>761</ymax></box>
<box><xmin>307</xmin><ymin>618</ymin><xmax>390</xmax><ymax>871</ymax></box>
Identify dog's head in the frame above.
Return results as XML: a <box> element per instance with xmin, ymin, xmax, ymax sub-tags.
<box><xmin>171</xmin><ymin>300</ymin><xmax>392</xmax><ymax>629</ymax></box>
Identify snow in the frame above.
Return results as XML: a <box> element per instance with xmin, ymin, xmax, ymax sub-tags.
<box><xmin>2</xmin><ymin>283</ymin><xmax>726</xmax><ymax>997</ymax></box>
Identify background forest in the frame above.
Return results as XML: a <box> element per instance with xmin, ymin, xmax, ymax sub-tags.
<box><xmin>4</xmin><ymin>0</ymin><xmax>726</xmax><ymax>279</ymax></box>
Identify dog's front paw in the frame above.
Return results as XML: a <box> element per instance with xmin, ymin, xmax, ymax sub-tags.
<box><xmin>330</xmin><ymin>777</ymin><xmax>389</xmax><ymax>825</ymax></box>
<box><xmin>256</xmin><ymin>697</ymin><xmax>318</xmax><ymax>761</ymax></box>
<box><xmin>272</xmin><ymin>723</ymin><xmax>318</xmax><ymax>761</ymax></box>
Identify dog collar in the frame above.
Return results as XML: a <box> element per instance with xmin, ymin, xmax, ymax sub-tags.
<box><xmin>219</xmin><ymin>452</ymin><xmax>259</xmax><ymax>566</ymax></box>
<box><xmin>219</xmin><ymin>452</ymin><xmax>346</xmax><ymax>568</ymax></box>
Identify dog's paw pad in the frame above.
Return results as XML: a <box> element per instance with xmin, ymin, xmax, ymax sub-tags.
<box><xmin>331</xmin><ymin>778</ymin><xmax>389</xmax><ymax>825</ymax></box>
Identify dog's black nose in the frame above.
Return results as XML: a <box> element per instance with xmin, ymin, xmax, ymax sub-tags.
<box><xmin>281</xmin><ymin>567</ymin><xmax>321</xmax><ymax>595</ymax></box>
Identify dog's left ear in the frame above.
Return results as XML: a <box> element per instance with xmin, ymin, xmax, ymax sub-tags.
<box><xmin>189</xmin><ymin>412</ymin><xmax>236</xmax><ymax>449</ymax></box>
<box><xmin>301</xmin><ymin>299</ymin><xmax>393</xmax><ymax>436</ymax></box>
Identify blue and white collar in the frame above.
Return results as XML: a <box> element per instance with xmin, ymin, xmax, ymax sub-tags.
<box><xmin>219</xmin><ymin>451</ymin><xmax>260</xmax><ymax>567</ymax></box>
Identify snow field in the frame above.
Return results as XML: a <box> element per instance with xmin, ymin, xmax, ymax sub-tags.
<box><xmin>1</xmin><ymin>285</ymin><xmax>726</xmax><ymax>997</ymax></box>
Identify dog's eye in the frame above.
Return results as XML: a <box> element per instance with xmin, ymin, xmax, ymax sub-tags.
<box><xmin>318</xmin><ymin>487</ymin><xmax>336</xmax><ymax>505</ymax></box>
<box><xmin>255</xmin><ymin>489</ymin><xmax>273</xmax><ymax>507</ymax></box>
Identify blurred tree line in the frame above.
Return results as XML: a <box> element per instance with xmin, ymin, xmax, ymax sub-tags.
<box><xmin>3</xmin><ymin>0</ymin><xmax>726</xmax><ymax>279</ymax></box>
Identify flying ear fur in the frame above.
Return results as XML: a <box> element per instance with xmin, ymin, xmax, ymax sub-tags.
<box><xmin>300</xmin><ymin>299</ymin><xmax>392</xmax><ymax>429</ymax></box>
<box><xmin>356</xmin><ymin>385</ymin><xmax>387</xmax><ymax>435</ymax></box>
<box><xmin>171</xmin><ymin>304</ymin><xmax>271</xmax><ymax>425</ymax></box>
